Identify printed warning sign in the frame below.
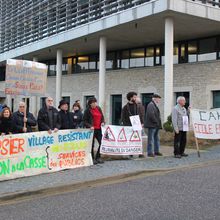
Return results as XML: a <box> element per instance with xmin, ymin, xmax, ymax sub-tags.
<box><xmin>101</xmin><ymin>125</ymin><xmax>142</xmax><ymax>155</ymax></box>
<box><xmin>130</xmin><ymin>131</ymin><xmax>141</xmax><ymax>142</ymax></box>
<box><xmin>103</xmin><ymin>126</ymin><xmax>116</xmax><ymax>141</ymax></box>
<box><xmin>118</xmin><ymin>128</ymin><xmax>127</xmax><ymax>142</ymax></box>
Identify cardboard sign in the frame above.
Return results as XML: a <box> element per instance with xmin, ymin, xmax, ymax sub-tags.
<box><xmin>5</xmin><ymin>59</ymin><xmax>47</xmax><ymax>96</ymax></box>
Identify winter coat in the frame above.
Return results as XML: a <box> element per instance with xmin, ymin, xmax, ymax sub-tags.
<box><xmin>37</xmin><ymin>106</ymin><xmax>61</xmax><ymax>131</ymax></box>
<box><xmin>121</xmin><ymin>103</ymin><xmax>144</xmax><ymax>126</ymax></box>
<box><xmin>59</xmin><ymin>110</ymin><xmax>75</xmax><ymax>130</ymax></box>
<box><xmin>0</xmin><ymin>117</ymin><xmax>15</xmax><ymax>135</ymax></box>
<box><xmin>83</xmin><ymin>106</ymin><xmax>104</xmax><ymax>128</ymax></box>
<box><xmin>144</xmin><ymin>101</ymin><xmax>162</xmax><ymax>129</ymax></box>
<box><xmin>72</xmin><ymin>110</ymin><xmax>83</xmax><ymax>128</ymax></box>
<box><xmin>13</xmin><ymin>111</ymin><xmax>37</xmax><ymax>133</ymax></box>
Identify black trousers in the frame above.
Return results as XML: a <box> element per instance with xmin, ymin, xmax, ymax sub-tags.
<box><xmin>92</xmin><ymin>129</ymin><xmax>102</xmax><ymax>160</ymax></box>
<box><xmin>174</xmin><ymin>131</ymin><xmax>187</xmax><ymax>155</ymax></box>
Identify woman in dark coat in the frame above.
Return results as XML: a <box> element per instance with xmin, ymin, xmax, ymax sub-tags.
<box><xmin>0</xmin><ymin>107</ymin><xmax>15</xmax><ymax>135</ymax></box>
<box><xmin>83</xmin><ymin>97</ymin><xmax>105</xmax><ymax>164</ymax></box>
<box><xmin>72</xmin><ymin>103</ymin><xmax>83</xmax><ymax>128</ymax></box>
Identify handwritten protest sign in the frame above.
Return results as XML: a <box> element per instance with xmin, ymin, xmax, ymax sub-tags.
<box><xmin>191</xmin><ymin>108</ymin><xmax>220</xmax><ymax>139</ymax></box>
<box><xmin>100</xmin><ymin>125</ymin><xmax>142</xmax><ymax>155</ymax></box>
<box><xmin>5</xmin><ymin>59</ymin><xmax>47</xmax><ymax>96</ymax></box>
<box><xmin>0</xmin><ymin>129</ymin><xmax>93</xmax><ymax>181</ymax></box>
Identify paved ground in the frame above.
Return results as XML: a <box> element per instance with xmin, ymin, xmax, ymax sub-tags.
<box><xmin>0</xmin><ymin>163</ymin><xmax>219</xmax><ymax>220</ymax></box>
<box><xmin>0</xmin><ymin>145</ymin><xmax>219</xmax><ymax>198</ymax></box>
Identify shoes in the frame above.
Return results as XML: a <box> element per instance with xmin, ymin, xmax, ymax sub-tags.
<box><xmin>139</xmin><ymin>155</ymin><xmax>145</xmax><ymax>158</ymax></box>
<box><xmin>96</xmin><ymin>158</ymin><xmax>104</xmax><ymax>164</ymax></box>
<box><xmin>181</xmin><ymin>153</ymin><xmax>188</xmax><ymax>157</ymax></box>
<box><xmin>174</xmin><ymin>155</ymin><xmax>181</xmax><ymax>159</ymax></box>
<box><xmin>155</xmin><ymin>152</ymin><xmax>163</xmax><ymax>156</ymax></box>
<box><xmin>93</xmin><ymin>159</ymin><xmax>98</xmax><ymax>165</ymax></box>
<box><xmin>148</xmin><ymin>153</ymin><xmax>155</xmax><ymax>157</ymax></box>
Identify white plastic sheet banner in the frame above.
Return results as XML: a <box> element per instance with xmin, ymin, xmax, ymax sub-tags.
<box><xmin>191</xmin><ymin>108</ymin><xmax>220</xmax><ymax>139</ymax></box>
<box><xmin>0</xmin><ymin>129</ymin><xmax>93</xmax><ymax>181</ymax></box>
<box><xmin>100</xmin><ymin>125</ymin><xmax>143</xmax><ymax>155</ymax></box>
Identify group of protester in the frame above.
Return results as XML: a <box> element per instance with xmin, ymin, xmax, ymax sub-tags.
<box><xmin>121</xmin><ymin>91</ymin><xmax>189</xmax><ymax>159</ymax></box>
<box><xmin>0</xmin><ymin>92</ymin><xmax>189</xmax><ymax>165</ymax></box>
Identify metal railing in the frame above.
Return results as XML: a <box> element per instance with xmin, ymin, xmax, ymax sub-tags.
<box><xmin>0</xmin><ymin>0</ymin><xmax>219</xmax><ymax>54</ymax></box>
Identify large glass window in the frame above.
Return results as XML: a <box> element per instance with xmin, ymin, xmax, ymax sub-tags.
<box><xmin>121</xmin><ymin>50</ymin><xmax>129</xmax><ymax>69</ymax></box>
<box><xmin>106</xmin><ymin>52</ymin><xmax>116</xmax><ymax>70</ymax></box>
<box><xmin>198</xmin><ymin>38</ymin><xmax>217</xmax><ymax>61</ymax></box>
<box><xmin>173</xmin><ymin>44</ymin><xmax>179</xmax><ymax>64</ymax></box>
<box><xmin>145</xmin><ymin>47</ymin><xmax>154</xmax><ymax>66</ymax></box>
<box><xmin>111</xmin><ymin>95</ymin><xmax>122</xmax><ymax>125</ymax></box>
<box><xmin>89</xmin><ymin>55</ymin><xmax>97</xmax><ymax>70</ymax></box>
<box><xmin>130</xmin><ymin>48</ymin><xmax>145</xmax><ymax>68</ymax></box>
<box><xmin>188</xmin><ymin>41</ymin><xmax>198</xmax><ymax>63</ymax></box>
<box><xmin>0</xmin><ymin>66</ymin><xmax>6</xmax><ymax>81</ymax></box>
<box><xmin>179</xmin><ymin>43</ymin><xmax>188</xmax><ymax>63</ymax></box>
<box><xmin>48</xmin><ymin>60</ymin><xmax>56</xmax><ymax>76</ymax></box>
<box><xmin>154</xmin><ymin>46</ymin><xmax>161</xmax><ymax>65</ymax></box>
<box><xmin>77</xmin><ymin>56</ymin><xmax>89</xmax><ymax>72</ymax></box>
<box><xmin>213</xmin><ymin>91</ymin><xmax>220</xmax><ymax>108</ymax></box>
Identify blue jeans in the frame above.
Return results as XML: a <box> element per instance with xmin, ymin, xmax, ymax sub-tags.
<box><xmin>147</xmin><ymin>128</ymin><xmax>160</xmax><ymax>154</ymax></box>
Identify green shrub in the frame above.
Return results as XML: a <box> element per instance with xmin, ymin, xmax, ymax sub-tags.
<box><xmin>163</xmin><ymin>115</ymin><xmax>173</xmax><ymax>132</ymax></box>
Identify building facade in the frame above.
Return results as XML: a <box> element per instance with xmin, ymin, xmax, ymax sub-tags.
<box><xmin>1</xmin><ymin>0</ymin><xmax>220</xmax><ymax>124</ymax></box>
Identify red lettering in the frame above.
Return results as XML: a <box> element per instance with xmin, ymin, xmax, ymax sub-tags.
<box><xmin>194</xmin><ymin>123</ymin><xmax>213</xmax><ymax>134</ymax></box>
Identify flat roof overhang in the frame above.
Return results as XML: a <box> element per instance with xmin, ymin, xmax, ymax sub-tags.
<box><xmin>1</xmin><ymin>0</ymin><xmax>220</xmax><ymax>63</ymax></box>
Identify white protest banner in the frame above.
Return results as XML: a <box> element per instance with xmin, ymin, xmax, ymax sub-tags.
<box><xmin>5</xmin><ymin>59</ymin><xmax>47</xmax><ymax>96</ymax></box>
<box><xmin>100</xmin><ymin>125</ymin><xmax>142</xmax><ymax>155</ymax></box>
<box><xmin>191</xmin><ymin>108</ymin><xmax>220</xmax><ymax>139</ymax></box>
<box><xmin>0</xmin><ymin>129</ymin><xmax>93</xmax><ymax>181</ymax></box>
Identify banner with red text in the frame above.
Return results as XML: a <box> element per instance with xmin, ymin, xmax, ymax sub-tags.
<box><xmin>100</xmin><ymin>125</ymin><xmax>143</xmax><ymax>155</ymax></box>
<box><xmin>191</xmin><ymin>108</ymin><xmax>220</xmax><ymax>139</ymax></box>
<box><xmin>0</xmin><ymin>129</ymin><xmax>93</xmax><ymax>181</ymax></box>
<box><xmin>5</xmin><ymin>59</ymin><xmax>47</xmax><ymax>96</ymax></box>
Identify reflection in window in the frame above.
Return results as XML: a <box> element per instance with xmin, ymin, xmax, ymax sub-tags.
<box><xmin>89</xmin><ymin>55</ymin><xmax>97</xmax><ymax>70</ymax></box>
<box><xmin>48</xmin><ymin>60</ymin><xmax>56</xmax><ymax>76</ymax></box>
<box><xmin>121</xmin><ymin>50</ymin><xmax>129</xmax><ymax>69</ymax></box>
<box><xmin>188</xmin><ymin>41</ymin><xmax>198</xmax><ymax>63</ymax></box>
<box><xmin>145</xmin><ymin>47</ymin><xmax>154</xmax><ymax>66</ymax></box>
<box><xmin>173</xmin><ymin>44</ymin><xmax>178</xmax><ymax>64</ymax></box>
<box><xmin>106</xmin><ymin>52</ymin><xmax>116</xmax><ymax>69</ymax></box>
<box><xmin>155</xmin><ymin>46</ymin><xmax>161</xmax><ymax>65</ymax></box>
<box><xmin>130</xmin><ymin>48</ymin><xmax>145</xmax><ymax>68</ymax></box>
<box><xmin>198</xmin><ymin>38</ymin><xmax>216</xmax><ymax>61</ymax></box>
<box><xmin>179</xmin><ymin>43</ymin><xmax>188</xmax><ymax>63</ymax></box>
<box><xmin>77</xmin><ymin>56</ymin><xmax>89</xmax><ymax>72</ymax></box>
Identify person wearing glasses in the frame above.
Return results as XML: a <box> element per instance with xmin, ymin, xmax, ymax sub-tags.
<box><xmin>13</xmin><ymin>101</ymin><xmax>37</xmax><ymax>133</ymax></box>
<box><xmin>37</xmin><ymin>97</ymin><xmax>61</xmax><ymax>134</ymax></box>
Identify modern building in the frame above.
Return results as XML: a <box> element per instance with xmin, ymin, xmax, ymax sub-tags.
<box><xmin>1</xmin><ymin>0</ymin><xmax>220</xmax><ymax>124</ymax></box>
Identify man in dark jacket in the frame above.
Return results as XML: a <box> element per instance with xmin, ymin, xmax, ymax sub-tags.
<box><xmin>58</xmin><ymin>100</ymin><xmax>74</xmax><ymax>130</ymax></box>
<box><xmin>13</xmin><ymin>101</ymin><xmax>37</xmax><ymax>133</ymax></box>
<box><xmin>144</xmin><ymin>93</ymin><xmax>162</xmax><ymax>157</ymax></box>
<box><xmin>121</xmin><ymin>91</ymin><xmax>144</xmax><ymax>126</ymax></box>
<box><xmin>37</xmin><ymin>97</ymin><xmax>61</xmax><ymax>134</ymax></box>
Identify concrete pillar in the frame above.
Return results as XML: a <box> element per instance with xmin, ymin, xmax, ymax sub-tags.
<box><xmin>56</xmin><ymin>49</ymin><xmax>63</xmax><ymax>108</ymax></box>
<box><xmin>164</xmin><ymin>17</ymin><xmax>174</xmax><ymax>122</ymax></box>
<box><xmin>32</xmin><ymin>56</ymin><xmax>38</xmax><ymax>116</ymax></box>
<box><xmin>99</xmin><ymin>36</ymin><xmax>106</xmax><ymax>113</ymax></box>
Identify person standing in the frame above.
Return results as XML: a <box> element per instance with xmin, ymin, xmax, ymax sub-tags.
<box><xmin>72</xmin><ymin>103</ymin><xmax>83</xmax><ymax>128</ymax></box>
<box><xmin>0</xmin><ymin>107</ymin><xmax>15</xmax><ymax>135</ymax></box>
<box><xmin>144</xmin><ymin>93</ymin><xmax>163</xmax><ymax>157</ymax></box>
<box><xmin>37</xmin><ymin>97</ymin><xmax>61</xmax><ymax>134</ymax></box>
<box><xmin>13</xmin><ymin>101</ymin><xmax>37</xmax><ymax>133</ymax></box>
<box><xmin>58</xmin><ymin>100</ymin><xmax>74</xmax><ymax>130</ymax></box>
<box><xmin>171</xmin><ymin>96</ymin><xmax>189</xmax><ymax>158</ymax></box>
<box><xmin>121</xmin><ymin>92</ymin><xmax>144</xmax><ymax>127</ymax></box>
<box><xmin>83</xmin><ymin>97</ymin><xmax>105</xmax><ymax>164</ymax></box>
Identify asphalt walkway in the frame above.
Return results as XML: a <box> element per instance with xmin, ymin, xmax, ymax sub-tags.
<box><xmin>0</xmin><ymin>145</ymin><xmax>219</xmax><ymax>199</ymax></box>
